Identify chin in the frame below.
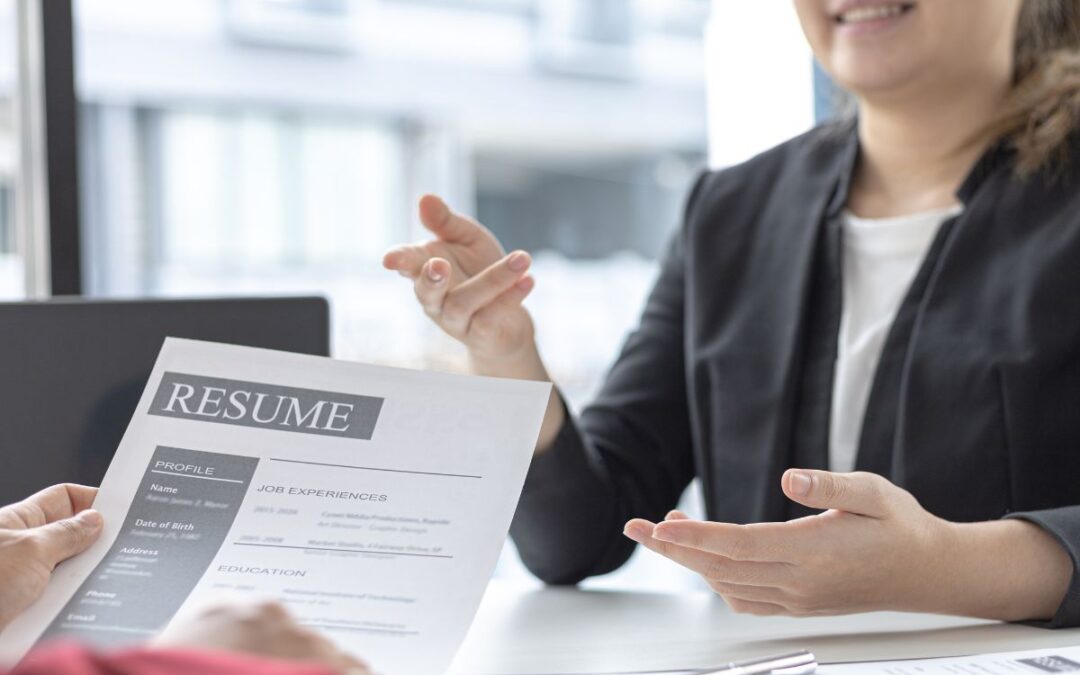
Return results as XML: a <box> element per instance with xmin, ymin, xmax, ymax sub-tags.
<box><xmin>807</xmin><ymin>0</ymin><xmax>929</xmax><ymax>96</ymax></box>
<box><xmin>829</xmin><ymin>60</ymin><xmax>922</xmax><ymax>98</ymax></box>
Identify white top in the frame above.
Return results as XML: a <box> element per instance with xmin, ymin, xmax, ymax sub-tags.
<box><xmin>828</xmin><ymin>205</ymin><xmax>963</xmax><ymax>473</ymax></box>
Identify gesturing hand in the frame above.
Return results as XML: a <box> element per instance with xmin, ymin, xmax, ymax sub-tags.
<box><xmin>0</xmin><ymin>484</ymin><xmax>103</xmax><ymax>632</ymax></box>
<box><xmin>625</xmin><ymin>470</ymin><xmax>1076</xmax><ymax>621</ymax></box>
<box><xmin>383</xmin><ymin>195</ymin><xmax>537</xmax><ymax>363</ymax></box>
<box><xmin>624</xmin><ymin>470</ymin><xmax>953</xmax><ymax>617</ymax></box>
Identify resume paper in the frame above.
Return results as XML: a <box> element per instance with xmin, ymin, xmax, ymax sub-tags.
<box><xmin>0</xmin><ymin>338</ymin><xmax>551</xmax><ymax>675</ymax></box>
<box><xmin>821</xmin><ymin>646</ymin><xmax>1080</xmax><ymax>673</ymax></box>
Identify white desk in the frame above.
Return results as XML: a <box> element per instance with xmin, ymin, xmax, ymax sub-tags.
<box><xmin>451</xmin><ymin>583</ymin><xmax>1080</xmax><ymax>674</ymax></box>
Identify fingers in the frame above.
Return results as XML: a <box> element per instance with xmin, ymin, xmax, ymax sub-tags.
<box><xmin>419</xmin><ymin>195</ymin><xmax>487</xmax><ymax>246</ymax></box>
<box><xmin>29</xmin><ymin>510</ymin><xmax>104</xmax><ymax>567</ymax></box>
<box><xmin>625</xmin><ymin>519</ymin><xmax>813</xmax><ymax>619</ymax></box>
<box><xmin>624</xmin><ymin>520</ymin><xmax>790</xmax><ymax>585</ymax></box>
<box><xmin>289</xmin><ymin>624</ymin><xmax>371</xmax><ymax>675</ymax></box>
<box><xmin>723</xmin><ymin>597</ymin><xmax>790</xmax><ymax>617</ymax></box>
<box><xmin>650</xmin><ymin>518</ymin><xmax>797</xmax><ymax>562</ymax></box>
<box><xmin>251</xmin><ymin>602</ymin><xmax>374</xmax><ymax>675</ymax></box>
<box><xmin>467</xmin><ymin>275</ymin><xmax>534</xmax><ymax>336</ymax></box>
<box><xmin>159</xmin><ymin>600</ymin><xmax>373</xmax><ymax>674</ymax></box>
<box><xmin>439</xmin><ymin>252</ymin><xmax>531</xmax><ymax>335</ymax></box>
<box><xmin>414</xmin><ymin>258</ymin><xmax>452</xmax><ymax>318</ymax></box>
<box><xmin>398</xmin><ymin>245</ymin><xmax>532</xmax><ymax>340</ymax></box>
<box><xmin>329</xmin><ymin>651</ymin><xmax>374</xmax><ymax>675</ymax></box>
<box><xmin>64</xmin><ymin>485</ymin><xmax>98</xmax><ymax>514</ymax></box>
<box><xmin>383</xmin><ymin>244</ymin><xmax>435</xmax><ymax>279</ymax></box>
<box><xmin>782</xmin><ymin>469</ymin><xmax>895</xmax><ymax>518</ymax></box>
<box><xmin>0</xmin><ymin>484</ymin><xmax>98</xmax><ymax>529</ymax></box>
<box><xmin>709</xmin><ymin>581</ymin><xmax>787</xmax><ymax>605</ymax></box>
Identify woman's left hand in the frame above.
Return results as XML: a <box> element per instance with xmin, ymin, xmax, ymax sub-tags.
<box><xmin>624</xmin><ymin>470</ymin><xmax>954</xmax><ymax>617</ymax></box>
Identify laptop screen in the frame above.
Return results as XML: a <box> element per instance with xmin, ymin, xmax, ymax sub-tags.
<box><xmin>0</xmin><ymin>297</ymin><xmax>329</xmax><ymax>505</ymax></box>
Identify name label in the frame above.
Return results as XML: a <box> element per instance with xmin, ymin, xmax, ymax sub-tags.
<box><xmin>149</xmin><ymin>372</ymin><xmax>383</xmax><ymax>440</ymax></box>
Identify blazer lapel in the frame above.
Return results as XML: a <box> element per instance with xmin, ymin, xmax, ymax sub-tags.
<box><xmin>693</xmin><ymin>126</ymin><xmax>859</xmax><ymax>523</ymax></box>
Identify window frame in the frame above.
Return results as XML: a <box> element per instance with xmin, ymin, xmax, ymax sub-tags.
<box><xmin>15</xmin><ymin>0</ymin><xmax>81</xmax><ymax>296</ymax></box>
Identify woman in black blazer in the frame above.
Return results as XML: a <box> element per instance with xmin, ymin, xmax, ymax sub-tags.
<box><xmin>384</xmin><ymin>0</ymin><xmax>1080</xmax><ymax>626</ymax></box>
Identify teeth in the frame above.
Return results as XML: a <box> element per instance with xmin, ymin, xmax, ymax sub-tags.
<box><xmin>838</xmin><ymin>4</ymin><xmax>908</xmax><ymax>23</ymax></box>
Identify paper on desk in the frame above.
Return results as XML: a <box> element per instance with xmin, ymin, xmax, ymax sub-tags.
<box><xmin>612</xmin><ymin>647</ymin><xmax>1080</xmax><ymax>675</ymax></box>
<box><xmin>821</xmin><ymin>645</ymin><xmax>1080</xmax><ymax>673</ymax></box>
<box><xmin>0</xmin><ymin>338</ymin><xmax>551</xmax><ymax>675</ymax></box>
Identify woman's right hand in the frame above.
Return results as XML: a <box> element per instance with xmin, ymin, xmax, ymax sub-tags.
<box><xmin>382</xmin><ymin>195</ymin><xmax>538</xmax><ymax>369</ymax></box>
<box><xmin>154</xmin><ymin>601</ymin><xmax>371</xmax><ymax>674</ymax></box>
<box><xmin>384</xmin><ymin>195</ymin><xmax>565</xmax><ymax>450</ymax></box>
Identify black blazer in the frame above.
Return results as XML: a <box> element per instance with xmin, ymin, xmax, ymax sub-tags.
<box><xmin>509</xmin><ymin>122</ymin><xmax>1080</xmax><ymax>627</ymax></box>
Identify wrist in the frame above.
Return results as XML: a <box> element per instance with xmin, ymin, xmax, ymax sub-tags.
<box><xmin>934</xmin><ymin>519</ymin><xmax>1072</xmax><ymax>621</ymax></box>
<box><xmin>890</xmin><ymin>515</ymin><xmax>962</xmax><ymax>614</ymax></box>
<box><xmin>468</xmin><ymin>343</ymin><xmax>566</xmax><ymax>453</ymax></box>
<box><xmin>469</xmin><ymin>343</ymin><xmax>566</xmax><ymax>453</ymax></box>
<box><xmin>468</xmin><ymin>342</ymin><xmax>548</xmax><ymax>382</ymax></box>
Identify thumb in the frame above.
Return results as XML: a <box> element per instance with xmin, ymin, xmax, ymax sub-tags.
<box><xmin>782</xmin><ymin>469</ymin><xmax>893</xmax><ymax>518</ymax></box>
<box><xmin>31</xmin><ymin>510</ymin><xmax>103</xmax><ymax>567</ymax></box>
<box><xmin>418</xmin><ymin>195</ymin><xmax>482</xmax><ymax>246</ymax></box>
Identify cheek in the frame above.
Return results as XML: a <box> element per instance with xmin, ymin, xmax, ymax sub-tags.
<box><xmin>792</xmin><ymin>0</ymin><xmax>833</xmax><ymax>61</ymax></box>
<box><xmin>931</xmin><ymin>0</ymin><xmax>1019</xmax><ymax>76</ymax></box>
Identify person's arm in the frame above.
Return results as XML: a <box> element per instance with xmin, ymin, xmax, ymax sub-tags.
<box><xmin>385</xmin><ymin>180</ymin><xmax>709</xmax><ymax>585</ymax></box>
<box><xmin>383</xmin><ymin>195</ymin><xmax>565</xmax><ymax>451</ymax></box>
<box><xmin>0</xmin><ymin>487</ymin><xmax>371</xmax><ymax>673</ymax></box>
<box><xmin>508</xmin><ymin>224</ymin><xmax>697</xmax><ymax>584</ymax></box>
<box><xmin>9</xmin><ymin>643</ymin><xmax>337</xmax><ymax>675</ymax></box>
<box><xmin>1002</xmin><ymin>507</ymin><xmax>1080</xmax><ymax>627</ymax></box>
<box><xmin>5</xmin><ymin>602</ymin><xmax>373</xmax><ymax>675</ymax></box>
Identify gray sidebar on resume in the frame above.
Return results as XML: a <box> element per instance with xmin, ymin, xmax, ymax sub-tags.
<box><xmin>37</xmin><ymin>446</ymin><xmax>258</xmax><ymax>648</ymax></box>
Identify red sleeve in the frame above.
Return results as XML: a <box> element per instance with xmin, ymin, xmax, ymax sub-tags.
<box><xmin>9</xmin><ymin>643</ymin><xmax>337</xmax><ymax>675</ymax></box>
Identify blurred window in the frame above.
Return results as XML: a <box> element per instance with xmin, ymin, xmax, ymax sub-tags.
<box><xmin>0</xmin><ymin>0</ymin><xmax>21</xmax><ymax>298</ymax></box>
<box><xmin>74</xmin><ymin>0</ymin><xmax>709</xmax><ymax>590</ymax></box>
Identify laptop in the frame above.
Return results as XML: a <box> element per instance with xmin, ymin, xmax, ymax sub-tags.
<box><xmin>0</xmin><ymin>297</ymin><xmax>330</xmax><ymax>505</ymax></box>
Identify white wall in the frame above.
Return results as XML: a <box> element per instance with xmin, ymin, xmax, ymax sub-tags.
<box><xmin>705</xmin><ymin>0</ymin><xmax>815</xmax><ymax>168</ymax></box>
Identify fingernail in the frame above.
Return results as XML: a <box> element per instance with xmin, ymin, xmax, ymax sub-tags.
<box><xmin>77</xmin><ymin>510</ymin><xmax>103</xmax><ymax>529</ymax></box>
<box><xmin>789</xmin><ymin>471</ymin><xmax>812</xmax><ymax>497</ymax></box>
<box><xmin>508</xmin><ymin>251</ymin><xmax>530</xmax><ymax>272</ymax></box>
<box><xmin>623</xmin><ymin>522</ymin><xmax>650</xmax><ymax>542</ymax></box>
<box><xmin>426</xmin><ymin>265</ymin><xmax>444</xmax><ymax>284</ymax></box>
<box><xmin>651</xmin><ymin>526</ymin><xmax>678</xmax><ymax>544</ymax></box>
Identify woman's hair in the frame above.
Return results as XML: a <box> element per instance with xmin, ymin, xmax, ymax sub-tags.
<box><xmin>990</xmin><ymin>0</ymin><xmax>1080</xmax><ymax>176</ymax></box>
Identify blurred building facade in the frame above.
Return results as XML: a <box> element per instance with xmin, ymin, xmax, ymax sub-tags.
<box><xmin>0</xmin><ymin>0</ymin><xmax>821</xmax><ymax>591</ymax></box>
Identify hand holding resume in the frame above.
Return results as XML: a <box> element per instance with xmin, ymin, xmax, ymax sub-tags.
<box><xmin>0</xmin><ymin>338</ymin><xmax>552</xmax><ymax>675</ymax></box>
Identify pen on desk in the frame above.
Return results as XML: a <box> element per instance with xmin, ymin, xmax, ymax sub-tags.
<box><xmin>694</xmin><ymin>649</ymin><xmax>817</xmax><ymax>675</ymax></box>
